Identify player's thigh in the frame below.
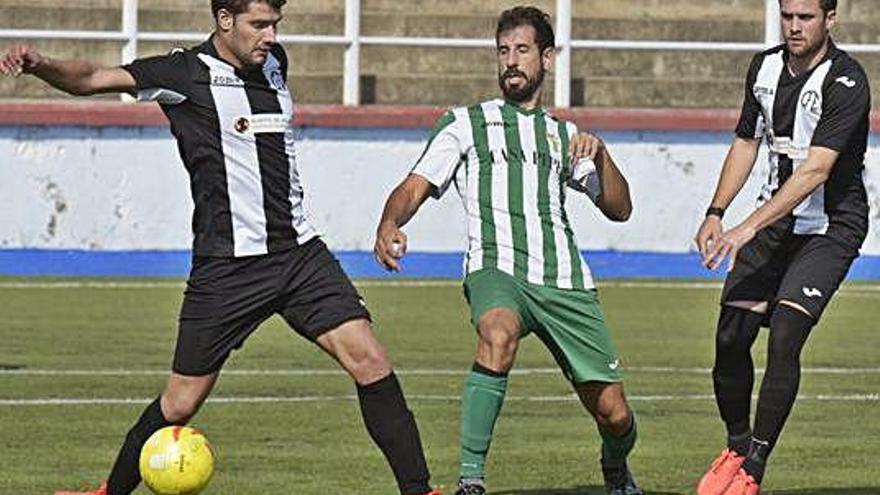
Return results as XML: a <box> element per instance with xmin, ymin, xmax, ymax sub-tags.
<box><xmin>278</xmin><ymin>239</ymin><xmax>371</xmax><ymax>342</ymax></box>
<box><xmin>175</xmin><ymin>256</ymin><xmax>278</xmax><ymax>375</ymax></box>
<box><xmin>722</xmin><ymin>218</ymin><xmax>793</xmax><ymax>308</ymax></box>
<box><xmin>463</xmin><ymin>268</ymin><xmax>532</xmax><ymax>336</ymax></box>
<box><xmin>776</xmin><ymin>235</ymin><xmax>858</xmax><ymax>320</ymax></box>
<box><xmin>527</xmin><ymin>287</ymin><xmax>621</xmax><ymax>384</ymax></box>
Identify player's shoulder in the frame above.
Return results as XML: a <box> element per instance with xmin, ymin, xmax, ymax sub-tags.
<box><xmin>269</xmin><ymin>44</ymin><xmax>288</xmax><ymax>65</ymax></box>
<box><xmin>828</xmin><ymin>47</ymin><xmax>869</xmax><ymax>81</ymax></box>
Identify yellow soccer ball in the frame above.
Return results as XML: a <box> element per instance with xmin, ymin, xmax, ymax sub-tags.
<box><xmin>139</xmin><ymin>426</ymin><xmax>215</xmax><ymax>495</ymax></box>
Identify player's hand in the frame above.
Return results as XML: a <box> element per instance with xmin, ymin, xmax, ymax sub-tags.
<box><xmin>0</xmin><ymin>45</ymin><xmax>45</xmax><ymax>77</ymax></box>
<box><xmin>569</xmin><ymin>132</ymin><xmax>603</xmax><ymax>161</ymax></box>
<box><xmin>703</xmin><ymin>223</ymin><xmax>756</xmax><ymax>272</ymax></box>
<box><xmin>694</xmin><ymin>215</ymin><xmax>723</xmax><ymax>263</ymax></box>
<box><xmin>374</xmin><ymin>220</ymin><xmax>407</xmax><ymax>272</ymax></box>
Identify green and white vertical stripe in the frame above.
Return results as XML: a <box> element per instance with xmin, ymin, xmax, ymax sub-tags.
<box><xmin>414</xmin><ymin>99</ymin><xmax>594</xmax><ymax>290</ymax></box>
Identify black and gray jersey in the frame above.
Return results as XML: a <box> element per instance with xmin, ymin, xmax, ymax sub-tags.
<box><xmin>735</xmin><ymin>41</ymin><xmax>870</xmax><ymax>249</ymax></box>
<box><xmin>122</xmin><ymin>37</ymin><xmax>318</xmax><ymax>257</ymax></box>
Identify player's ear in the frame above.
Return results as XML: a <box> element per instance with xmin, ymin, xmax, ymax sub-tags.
<box><xmin>542</xmin><ymin>46</ymin><xmax>556</xmax><ymax>72</ymax></box>
<box><xmin>824</xmin><ymin>9</ymin><xmax>837</xmax><ymax>31</ymax></box>
<box><xmin>216</xmin><ymin>8</ymin><xmax>235</xmax><ymax>32</ymax></box>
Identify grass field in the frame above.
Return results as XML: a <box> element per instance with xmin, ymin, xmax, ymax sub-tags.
<box><xmin>1</xmin><ymin>278</ymin><xmax>879</xmax><ymax>495</ymax></box>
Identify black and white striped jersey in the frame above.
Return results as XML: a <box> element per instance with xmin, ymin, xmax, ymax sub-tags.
<box><xmin>736</xmin><ymin>41</ymin><xmax>871</xmax><ymax>249</ymax></box>
<box><xmin>122</xmin><ymin>37</ymin><xmax>318</xmax><ymax>257</ymax></box>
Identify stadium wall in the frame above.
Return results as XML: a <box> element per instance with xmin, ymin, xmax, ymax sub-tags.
<box><xmin>2</xmin><ymin>103</ymin><xmax>879</xmax><ymax>279</ymax></box>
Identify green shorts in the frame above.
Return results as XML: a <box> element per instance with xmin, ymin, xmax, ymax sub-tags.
<box><xmin>463</xmin><ymin>268</ymin><xmax>621</xmax><ymax>384</ymax></box>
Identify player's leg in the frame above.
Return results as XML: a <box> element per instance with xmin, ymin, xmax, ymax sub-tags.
<box><xmin>698</xmin><ymin>221</ymin><xmax>790</xmax><ymax>495</ymax></box>
<box><xmin>735</xmin><ymin>235</ymin><xmax>858</xmax><ymax>488</ymax></box>
<box><xmin>315</xmin><ymin>319</ymin><xmax>435</xmax><ymax>495</ymax></box>
<box><xmin>573</xmin><ymin>382</ymin><xmax>640</xmax><ymax>494</ymax></box>
<box><xmin>279</xmin><ymin>239</ymin><xmax>435</xmax><ymax>495</ymax></box>
<box><xmin>104</xmin><ymin>372</ymin><xmax>219</xmax><ymax>495</ymax></box>
<box><xmin>455</xmin><ymin>269</ymin><xmax>526</xmax><ymax>495</ymax></box>
<box><xmin>97</xmin><ymin>254</ymin><xmax>278</xmax><ymax>495</ymax></box>
<box><xmin>527</xmin><ymin>284</ymin><xmax>641</xmax><ymax>494</ymax></box>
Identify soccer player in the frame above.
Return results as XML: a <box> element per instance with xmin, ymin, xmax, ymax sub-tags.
<box><xmin>0</xmin><ymin>2</ymin><xmax>440</xmax><ymax>495</ymax></box>
<box><xmin>693</xmin><ymin>1</ymin><xmax>871</xmax><ymax>494</ymax></box>
<box><xmin>373</xmin><ymin>6</ymin><xmax>642</xmax><ymax>495</ymax></box>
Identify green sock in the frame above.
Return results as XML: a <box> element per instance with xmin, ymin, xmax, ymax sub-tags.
<box><xmin>599</xmin><ymin>414</ymin><xmax>638</xmax><ymax>467</ymax></box>
<box><xmin>459</xmin><ymin>365</ymin><xmax>508</xmax><ymax>479</ymax></box>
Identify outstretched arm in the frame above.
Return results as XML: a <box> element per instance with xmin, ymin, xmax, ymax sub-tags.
<box><xmin>0</xmin><ymin>44</ymin><xmax>135</xmax><ymax>95</ymax></box>
<box><xmin>374</xmin><ymin>174</ymin><xmax>434</xmax><ymax>272</ymax></box>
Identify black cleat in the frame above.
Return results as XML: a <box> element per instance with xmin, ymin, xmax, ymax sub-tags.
<box><xmin>454</xmin><ymin>478</ymin><xmax>486</xmax><ymax>495</ymax></box>
<box><xmin>602</xmin><ymin>460</ymin><xmax>644</xmax><ymax>495</ymax></box>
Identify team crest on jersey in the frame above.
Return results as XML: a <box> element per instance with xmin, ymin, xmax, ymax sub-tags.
<box><xmin>548</xmin><ymin>133</ymin><xmax>562</xmax><ymax>154</ymax></box>
<box><xmin>268</xmin><ymin>69</ymin><xmax>286</xmax><ymax>91</ymax></box>
<box><xmin>234</xmin><ymin>117</ymin><xmax>251</xmax><ymax>133</ymax></box>
<box><xmin>800</xmin><ymin>90</ymin><xmax>822</xmax><ymax>117</ymax></box>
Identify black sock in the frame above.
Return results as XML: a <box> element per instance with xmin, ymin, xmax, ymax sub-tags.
<box><xmin>741</xmin><ymin>437</ymin><xmax>772</xmax><ymax>483</ymax></box>
<box><xmin>749</xmin><ymin>305</ymin><xmax>814</xmax><ymax>475</ymax></box>
<box><xmin>107</xmin><ymin>397</ymin><xmax>173</xmax><ymax>495</ymax></box>
<box><xmin>727</xmin><ymin>430</ymin><xmax>752</xmax><ymax>457</ymax></box>
<box><xmin>357</xmin><ymin>372</ymin><xmax>432</xmax><ymax>495</ymax></box>
<box><xmin>713</xmin><ymin>306</ymin><xmax>763</xmax><ymax>440</ymax></box>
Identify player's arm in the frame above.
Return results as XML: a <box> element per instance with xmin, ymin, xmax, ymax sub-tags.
<box><xmin>704</xmin><ymin>146</ymin><xmax>835</xmax><ymax>271</ymax></box>
<box><xmin>0</xmin><ymin>45</ymin><xmax>135</xmax><ymax>95</ymax></box>
<box><xmin>374</xmin><ymin>175</ymin><xmax>434</xmax><ymax>271</ymax></box>
<box><xmin>374</xmin><ymin>111</ymin><xmax>463</xmax><ymax>272</ymax></box>
<box><xmin>694</xmin><ymin>136</ymin><xmax>761</xmax><ymax>260</ymax></box>
<box><xmin>568</xmin><ymin>133</ymin><xmax>632</xmax><ymax>222</ymax></box>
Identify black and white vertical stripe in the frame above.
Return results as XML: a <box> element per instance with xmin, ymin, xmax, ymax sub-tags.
<box><xmin>198</xmin><ymin>52</ymin><xmax>317</xmax><ymax>257</ymax></box>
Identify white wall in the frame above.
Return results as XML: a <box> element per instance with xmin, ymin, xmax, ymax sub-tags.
<box><xmin>2</xmin><ymin>127</ymin><xmax>878</xmax><ymax>254</ymax></box>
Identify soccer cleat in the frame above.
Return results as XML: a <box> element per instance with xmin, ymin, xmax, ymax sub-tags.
<box><xmin>602</xmin><ymin>461</ymin><xmax>644</xmax><ymax>495</ymax></box>
<box><xmin>454</xmin><ymin>478</ymin><xmax>486</xmax><ymax>495</ymax></box>
<box><xmin>54</xmin><ymin>482</ymin><xmax>107</xmax><ymax>495</ymax></box>
<box><xmin>722</xmin><ymin>469</ymin><xmax>761</xmax><ymax>495</ymax></box>
<box><xmin>697</xmin><ymin>449</ymin><xmax>746</xmax><ymax>495</ymax></box>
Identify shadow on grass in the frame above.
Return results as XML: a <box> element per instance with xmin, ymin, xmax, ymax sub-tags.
<box><xmin>494</xmin><ymin>487</ymin><xmax>680</xmax><ymax>495</ymax></box>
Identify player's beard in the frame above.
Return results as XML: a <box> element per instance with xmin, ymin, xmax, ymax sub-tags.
<box><xmin>499</xmin><ymin>67</ymin><xmax>545</xmax><ymax>103</ymax></box>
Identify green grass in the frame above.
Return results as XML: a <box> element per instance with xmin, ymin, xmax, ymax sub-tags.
<box><xmin>1</xmin><ymin>279</ymin><xmax>879</xmax><ymax>495</ymax></box>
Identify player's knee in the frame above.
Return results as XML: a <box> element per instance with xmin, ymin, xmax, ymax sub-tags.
<box><xmin>595</xmin><ymin>403</ymin><xmax>631</xmax><ymax>434</ymax></box>
<box><xmin>715</xmin><ymin>305</ymin><xmax>763</xmax><ymax>353</ymax></box>
<box><xmin>342</xmin><ymin>344</ymin><xmax>392</xmax><ymax>384</ymax></box>
<box><xmin>766</xmin><ymin>303</ymin><xmax>814</xmax><ymax>367</ymax></box>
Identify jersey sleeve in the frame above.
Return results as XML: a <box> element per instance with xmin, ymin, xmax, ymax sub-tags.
<box><xmin>121</xmin><ymin>50</ymin><xmax>189</xmax><ymax>96</ymax></box>
<box><xmin>811</xmin><ymin>65</ymin><xmax>871</xmax><ymax>151</ymax></box>
<box><xmin>735</xmin><ymin>53</ymin><xmax>765</xmax><ymax>139</ymax></box>
<box><xmin>411</xmin><ymin>111</ymin><xmax>464</xmax><ymax>199</ymax></box>
<box><xmin>564</xmin><ymin>122</ymin><xmax>601</xmax><ymax>205</ymax></box>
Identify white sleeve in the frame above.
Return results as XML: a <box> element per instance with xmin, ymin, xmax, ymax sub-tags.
<box><xmin>411</xmin><ymin>115</ymin><xmax>463</xmax><ymax>199</ymax></box>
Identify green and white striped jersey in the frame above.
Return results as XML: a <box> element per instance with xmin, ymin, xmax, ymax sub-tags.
<box><xmin>412</xmin><ymin>98</ymin><xmax>601</xmax><ymax>291</ymax></box>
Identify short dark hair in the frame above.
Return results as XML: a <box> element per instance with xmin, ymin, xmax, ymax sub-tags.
<box><xmin>779</xmin><ymin>0</ymin><xmax>837</xmax><ymax>14</ymax></box>
<box><xmin>496</xmin><ymin>6</ymin><xmax>555</xmax><ymax>54</ymax></box>
<box><xmin>211</xmin><ymin>0</ymin><xmax>286</xmax><ymax>19</ymax></box>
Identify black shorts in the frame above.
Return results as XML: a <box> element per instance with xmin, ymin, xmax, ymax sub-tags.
<box><xmin>721</xmin><ymin>217</ymin><xmax>859</xmax><ymax>322</ymax></box>
<box><xmin>173</xmin><ymin>238</ymin><xmax>371</xmax><ymax>375</ymax></box>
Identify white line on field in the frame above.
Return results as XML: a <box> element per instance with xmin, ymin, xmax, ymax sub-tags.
<box><xmin>2</xmin><ymin>393</ymin><xmax>878</xmax><ymax>407</ymax></box>
<box><xmin>2</xmin><ymin>279</ymin><xmax>879</xmax><ymax>292</ymax></box>
<box><xmin>3</xmin><ymin>366</ymin><xmax>880</xmax><ymax>377</ymax></box>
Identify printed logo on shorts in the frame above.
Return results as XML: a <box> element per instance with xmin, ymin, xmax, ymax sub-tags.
<box><xmin>802</xmin><ymin>286</ymin><xmax>823</xmax><ymax>298</ymax></box>
<box><xmin>608</xmin><ymin>359</ymin><xmax>620</xmax><ymax>371</ymax></box>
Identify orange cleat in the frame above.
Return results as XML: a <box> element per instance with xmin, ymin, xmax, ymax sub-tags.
<box><xmin>697</xmin><ymin>449</ymin><xmax>746</xmax><ymax>495</ymax></box>
<box><xmin>722</xmin><ymin>468</ymin><xmax>761</xmax><ymax>495</ymax></box>
<box><xmin>54</xmin><ymin>482</ymin><xmax>107</xmax><ymax>495</ymax></box>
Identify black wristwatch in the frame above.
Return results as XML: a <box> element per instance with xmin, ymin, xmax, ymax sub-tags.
<box><xmin>705</xmin><ymin>206</ymin><xmax>725</xmax><ymax>219</ymax></box>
